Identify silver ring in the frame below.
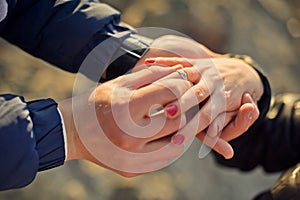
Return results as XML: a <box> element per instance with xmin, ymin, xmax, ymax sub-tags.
<box><xmin>177</xmin><ymin>70</ymin><xmax>188</xmax><ymax>80</ymax></box>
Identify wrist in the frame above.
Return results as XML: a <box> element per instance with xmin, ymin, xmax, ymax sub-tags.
<box><xmin>58</xmin><ymin>98</ymin><xmax>85</xmax><ymax>161</ymax></box>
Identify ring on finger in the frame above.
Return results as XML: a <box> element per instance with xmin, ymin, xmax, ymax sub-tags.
<box><xmin>177</xmin><ymin>69</ymin><xmax>188</xmax><ymax>81</ymax></box>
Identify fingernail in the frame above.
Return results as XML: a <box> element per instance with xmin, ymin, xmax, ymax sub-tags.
<box><xmin>248</xmin><ymin>108</ymin><xmax>254</xmax><ymax>120</ymax></box>
<box><xmin>145</xmin><ymin>59</ymin><xmax>156</xmax><ymax>64</ymax></box>
<box><xmin>172</xmin><ymin>134</ymin><xmax>185</xmax><ymax>145</ymax></box>
<box><xmin>166</xmin><ymin>105</ymin><xmax>177</xmax><ymax>116</ymax></box>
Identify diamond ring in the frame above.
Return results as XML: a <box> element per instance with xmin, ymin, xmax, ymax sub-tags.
<box><xmin>177</xmin><ymin>70</ymin><xmax>188</xmax><ymax>80</ymax></box>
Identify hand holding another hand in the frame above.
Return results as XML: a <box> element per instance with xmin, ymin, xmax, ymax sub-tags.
<box><xmin>144</xmin><ymin>56</ymin><xmax>262</xmax><ymax>159</ymax></box>
<box><xmin>59</xmin><ymin>34</ymin><xmax>264</xmax><ymax>179</ymax></box>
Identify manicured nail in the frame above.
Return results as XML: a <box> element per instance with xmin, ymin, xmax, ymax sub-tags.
<box><xmin>145</xmin><ymin>59</ymin><xmax>156</xmax><ymax>64</ymax></box>
<box><xmin>166</xmin><ymin>105</ymin><xmax>177</xmax><ymax>116</ymax></box>
<box><xmin>172</xmin><ymin>134</ymin><xmax>185</xmax><ymax>145</ymax></box>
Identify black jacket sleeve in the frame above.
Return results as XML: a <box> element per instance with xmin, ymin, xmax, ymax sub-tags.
<box><xmin>215</xmin><ymin>92</ymin><xmax>300</xmax><ymax>172</ymax></box>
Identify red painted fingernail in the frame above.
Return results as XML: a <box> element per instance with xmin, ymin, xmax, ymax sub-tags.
<box><xmin>145</xmin><ymin>59</ymin><xmax>156</xmax><ymax>64</ymax></box>
<box><xmin>166</xmin><ymin>105</ymin><xmax>177</xmax><ymax>116</ymax></box>
<box><xmin>172</xmin><ymin>134</ymin><xmax>185</xmax><ymax>145</ymax></box>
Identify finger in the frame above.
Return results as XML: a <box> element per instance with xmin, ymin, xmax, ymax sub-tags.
<box><xmin>212</xmin><ymin>138</ymin><xmax>234</xmax><ymax>159</ymax></box>
<box><xmin>145</xmin><ymin>57</ymin><xmax>219</xmax><ymax>76</ymax></box>
<box><xmin>200</xmin><ymin>111</ymin><xmax>236</xmax><ymax>158</ymax></box>
<box><xmin>144</xmin><ymin>135</ymin><xmax>184</xmax><ymax>155</ymax></box>
<box><xmin>122</xmin><ymin>78</ymin><xmax>191</xmax><ymax>140</ymax></box>
<box><xmin>169</xmin><ymin>91</ymin><xmax>227</xmax><ymax>151</ymax></box>
<box><xmin>195</xmin><ymin>131</ymin><xmax>234</xmax><ymax>159</ymax></box>
<box><xmin>166</xmin><ymin>62</ymin><xmax>225</xmax><ymax>118</ymax></box>
<box><xmin>220</xmin><ymin>93</ymin><xmax>259</xmax><ymax>142</ymax></box>
<box><xmin>146</xmin><ymin>112</ymin><xmax>188</xmax><ymax>143</ymax></box>
<box><xmin>134</xmin><ymin>78</ymin><xmax>192</xmax><ymax>116</ymax></box>
<box><xmin>145</xmin><ymin>57</ymin><xmax>193</xmax><ymax>67</ymax></box>
<box><xmin>196</xmin><ymin>97</ymin><xmax>258</xmax><ymax>160</ymax></box>
<box><xmin>146</xmin><ymin>67</ymin><xmax>201</xmax><ymax>119</ymax></box>
<box><xmin>163</xmin><ymin>67</ymin><xmax>201</xmax><ymax>84</ymax></box>
<box><xmin>164</xmin><ymin>77</ymin><xmax>213</xmax><ymax>119</ymax></box>
<box><xmin>119</xmin><ymin>65</ymin><xmax>177</xmax><ymax>89</ymax></box>
<box><xmin>165</xmin><ymin>106</ymin><xmax>235</xmax><ymax>159</ymax></box>
<box><xmin>206</xmin><ymin>110</ymin><xmax>237</xmax><ymax>137</ymax></box>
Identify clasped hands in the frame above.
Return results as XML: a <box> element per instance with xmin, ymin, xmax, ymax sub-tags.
<box><xmin>58</xmin><ymin>35</ymin><xmax>263</xmax><ymax>177</ymax></box>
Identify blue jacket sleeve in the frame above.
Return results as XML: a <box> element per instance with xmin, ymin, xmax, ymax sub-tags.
<box><xmin>0</xmin><ymin>0</ymin><xmax>133</xmax><ymax>73</ymax></box>
<box><xmin>0</xmin><ymin>94</ymin><xmax>65</xmax><ymax>191</ymax></box>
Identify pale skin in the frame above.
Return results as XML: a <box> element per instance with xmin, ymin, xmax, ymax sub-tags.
<box><xmin>59</xmin><ymin>65</ymin><xmax>193</xmax><ymax>177</ymax></box>
<box><xmin>144</xmin><ymin>57</ymin><xmax>263</xmax><ymax>154</ymax></box>
<box><xmin>58</xmin><ymin>35</ymin><xmax>262</xmax><ymax>177</ymax></box>
<box><xmin>141</xmin><ymin>57</ymin><xmax>262</xmax><ymax>158</ymax></box>
<box><xmin>137</xmin><ymin>35</ymin><xmax>262</xmax><ymax>158</ymax></box>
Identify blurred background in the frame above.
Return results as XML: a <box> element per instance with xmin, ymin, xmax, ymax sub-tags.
<box><xmin>0</xmin><ymin>0</ymin><xmax>299</xmax><ymax>199</ymax></box>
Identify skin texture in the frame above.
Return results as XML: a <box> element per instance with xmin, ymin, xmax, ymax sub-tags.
<box><xmin>151</xmin><ymin>59</ymin><xmax>260</xmax><ymax>158</ymax></box>
<box><xmin>136</xmin><ymin>35</ymin><xmax>262</xmax><ymax>158</ymax></box>
<box><xmin>59</xmin><ymin>65</ymin><xmax>193</xmax><ymax>177</ymax></box>
<box><xmin>58</xmin><ymin>35</ymin><xmax>262</xmax><ymax>177</ymax></box>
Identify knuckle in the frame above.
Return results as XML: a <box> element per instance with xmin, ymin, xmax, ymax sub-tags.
<box><xmin>193</xmin><ymin>86</ymin><xmax>208</xmax><ymax>101</ymax></box>
<box><xmin>117</xmin><ymin>135</ymin><xmax>132</xmax><ymax>150</ymax></box>
<box><xmin>215</xmin><ymin>75</ymin><xmax>224</xmax><ymax>86</ymax></box>
<box><xmin>115</xmin><ymin>133</ymin><xmax>141</xmax><ymax>151</ymax></box>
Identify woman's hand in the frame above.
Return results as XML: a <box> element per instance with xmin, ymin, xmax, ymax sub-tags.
<box><xmin>58</xmin><ymin>65</ymin><xmax>193</xmax><ymax>177</ymax></box>
<box><xmin>144</xmin><ymin>57</ymin><xmax>262</xmax><ymax>159</ymax></box>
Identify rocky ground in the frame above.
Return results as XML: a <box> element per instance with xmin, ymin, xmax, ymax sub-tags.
<box><xmin>0</xmin><ymin>0</ymin><xmax>299</xmax><ymax>199</ymax></box>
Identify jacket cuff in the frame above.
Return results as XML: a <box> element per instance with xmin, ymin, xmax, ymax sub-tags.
<box><xmin>100</xmin><ymin>33</ymin><xmax>153</xmax><ymax>82</ymax></box>
<box><xmin>27</xmin><ymin>98</ymin><xmax>66</xmax><ymax>171</ymax></box>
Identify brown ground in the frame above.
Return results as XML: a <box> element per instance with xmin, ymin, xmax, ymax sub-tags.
<box><xmin>0</xmin><ymin>0</ymin><xmax>299</xmax><ymax>199</ymax></box>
